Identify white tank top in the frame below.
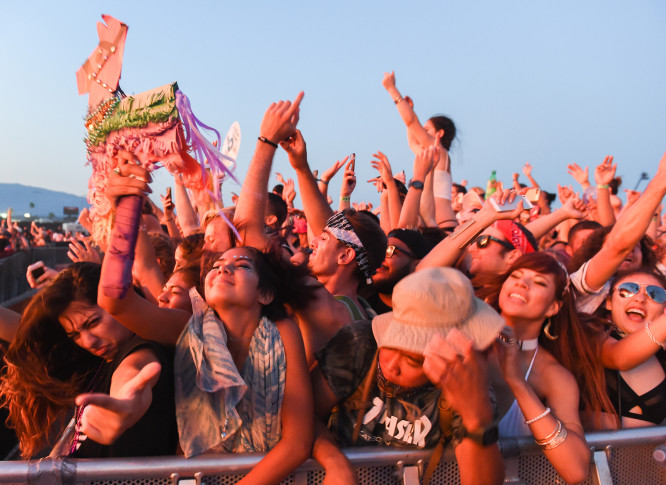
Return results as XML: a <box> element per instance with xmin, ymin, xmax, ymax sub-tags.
<box><xmin>498</xmin><ymin>346</ymin><xmax>539</xmax><ymax>437</ymax></box>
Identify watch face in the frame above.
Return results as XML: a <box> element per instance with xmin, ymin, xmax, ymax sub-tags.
<box><xmin>410</xmin><ymin>181</ymin><xmax>424</xmax><ymax>190</ymax></box>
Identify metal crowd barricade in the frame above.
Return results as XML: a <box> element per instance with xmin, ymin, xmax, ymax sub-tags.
<box><xmin>0</xmin><ymin>427</ymin><xmax>664</xmax><ymax>485</ymax></box>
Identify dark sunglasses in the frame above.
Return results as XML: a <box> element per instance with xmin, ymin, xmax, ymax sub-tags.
<box><xmin>386</xmin><ymin>245</ymin><xmax>416</xmax><ymax>259</ymax></box>
<box><xmin>475</xmin><ymin>235</ymin><xmax>515</xmax><ymax>251</ymax></box>
<box><xmin>615</xmin><ymin>282</ymin><xmax>666</xmax><ymax>304</ymax></box>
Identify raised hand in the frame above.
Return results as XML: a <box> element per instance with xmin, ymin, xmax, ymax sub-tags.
<box><xmin>522</xmin><ymin>162</ymin><xmax>533</xmax><ymax>177</ymax></box>
<box><xmin>26</xmin><ymin>261</ymin><xmax>58</xmax><ymax>289</ymax></box>
<box><xmin>594</xmin><ymin>155</ymin><xmax>617</xmax><ymax>186</ymax></box>
<box><xmin>68</xmin><ymin>238</ymin><xmax>102</xmax><ymax>264</ymax></box>
<box><xmin>161</xmin><ymin>189</ymin><xmax>174</xmax><ymax>217</ymax></box>
<box><xmin>106</xmin><ymin>151</ymin><xmax>152</xmax><ymax>208</ymax></box>
<box><xmin>557</xmin><ymin>184</ymin><xmax>576</xmax><ymax>204</ymax></box>
<box><xmin>259</xmin><ymin>91</ymin><xmax>304</xmax><ymax>145</ymax></box>
<box><xmin>381</xmin><ymin>71</ymin><xmax>396</xmax><ymax>90</ymax></box>
<box><xmin>423</xmin><ymin>330</ymin><xmax>493</xmax><ymax>431</ymax></box>
<box><xmin>281</xmin><ymin>129</ymin><xmax>308</xmax><ymax>171</ymax></box>
<box><xmin>75</xmin><ymin>362</ymin><xmax>161</xmax><ymax>445</ymax></box>
<box><xmin>413</xmin><ymin>144</ymin><xmax>439</xmax><ymax>181</ymax></box>
<box><xmin>275</xmin><ymin>172</ymin><xmax>287</xmax><ymax>186</ymax></box>
<box><xmin>561</xmin><ymin>195</ymin><xmax>587</xmax><ymax>220</ymax></box>
<box><xmin>283</xmin><ymin>178</ymin><xmax>297</xmax><ymax>205</ymax></box>
<box><xmin>371</xmin><ymin>151</ymin><xmax>394</xmax><ymax>186</ymax></box>
<box><xmin>567</xmin><ymin>163</ymin><xmax>590</xmax><ymax>188</ymax></box>
<box><xmin>321</xmin><ymin>157</ymin><xmax>349</xmax><ymax>184</ymax></box>
<box><xmin>340</xmin><ymin>156</ymin><xmax>357</xmax><ymax>198</ymax></box>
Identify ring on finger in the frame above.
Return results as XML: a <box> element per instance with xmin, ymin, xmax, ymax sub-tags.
<box><xmin>113</xmin><ymin>167</ymin><xmax>121</xmax><ymax>175</ymax></box>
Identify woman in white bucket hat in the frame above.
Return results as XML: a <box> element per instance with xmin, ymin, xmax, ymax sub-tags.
<box><xmin>311</xmin><ymin>267</ymin><xmax>505</xmax><ymax>485</ymax></box>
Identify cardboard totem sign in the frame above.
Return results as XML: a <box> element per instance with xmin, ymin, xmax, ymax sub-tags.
<box><xmin>77</xmin><ymin>14</ymin><xmax>238</xmax><ymax>298</ymax></box>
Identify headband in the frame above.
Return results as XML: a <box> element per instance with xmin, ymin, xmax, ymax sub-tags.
<box><xmin>493</xmin><ymin>220</ymin><xmax>536</xmax><ymax>254</ymax></box>
<box><xmin>326</xmin><ymin>212</ymin><xmax>374</xmax><ymax>284</ymax></box>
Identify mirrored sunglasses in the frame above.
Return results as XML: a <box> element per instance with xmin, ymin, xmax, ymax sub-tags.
<box><xmin>616</xmin><ymin>282</ymin><xmax>666</xmax><ymax>304</ymax></box>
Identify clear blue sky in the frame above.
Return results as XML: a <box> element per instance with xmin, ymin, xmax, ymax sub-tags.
<box><xmin>1</xmin><ymin>1</ymin><xmax>664</xmax><ymax>209</ymax></box>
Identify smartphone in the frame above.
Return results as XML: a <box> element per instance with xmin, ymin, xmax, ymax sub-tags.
<box><xmin>489</xmin><ymin>195</ymin><xmax>533</xmax><ymax>212</ymax></box>
<box><xmin>31</xmin><ymin>265</ymin><xmax>45</xmax><ymax>280</ymax></box>
<box><xmin>525</xmin><ymin>188</ymin><xmax>540</xmax><ymax>203</ymax></box>
<box><xmin>166</xmin><ymin>187</ymin><xmax>172</xmax><ymax>199</ymax></box>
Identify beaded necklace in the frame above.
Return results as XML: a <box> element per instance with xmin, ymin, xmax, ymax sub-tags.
<box><xmin>69</xmin><ymin>361</ymin><xmax>105</xmax><ymax>455</ymax></box>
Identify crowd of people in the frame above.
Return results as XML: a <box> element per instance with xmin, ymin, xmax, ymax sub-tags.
<box><xmin>0</xmin><ymin>71</ymin><xmax>665</xmax><ymax>485</ymax></box>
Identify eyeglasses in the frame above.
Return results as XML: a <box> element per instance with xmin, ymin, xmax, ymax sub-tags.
<box><xmin>386</xmin><ymin>245</ymin><xmax>416</xmax><ymax>259</ymax></box>
<box><xmin>475</xmin><ymin>235</ymin><xmax>515</xmax><ymax>251</ymax></box>
<box><xmin>615</xmin><ymin>282</ymin><xmax>666</xmax><ymax>304</ymax></box>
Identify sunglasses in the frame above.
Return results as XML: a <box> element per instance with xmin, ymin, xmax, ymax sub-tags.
<box><xmin>615</xmin><ymin>282</ymin><xmax>666</xmax><ymax>304</ymax></box>
<box><xmin>386</xmin><ymin>245</ymin><xmax>416</xmax><ymax>259</ymax></box>
<box><xmin>475</xmin><ymin>235</ymin><xmax>515</xmax><ymax>251</ymax></box>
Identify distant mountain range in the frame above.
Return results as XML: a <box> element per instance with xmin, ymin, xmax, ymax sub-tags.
<box><xmin>0</xmin><ymin>183</ymin><xmax>87</xmax><ymax>219</ymax></box>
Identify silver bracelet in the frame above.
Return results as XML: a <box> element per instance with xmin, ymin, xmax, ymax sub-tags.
<box><xmin>525</xmin><ymin>407</ymin><xmax>551</xmax><ymax>425</ymax></box>
<box><xmin>645</xmin><ymin>321</ymin><xmax>666</xmax><ymax>350</ymax></box>
<box><xmin>540</xmin><ymin>424</ymin><xmax>568</xmax><ymax>451</ymax></box>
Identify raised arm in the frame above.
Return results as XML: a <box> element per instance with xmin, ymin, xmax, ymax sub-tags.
<box><xmin>582</xmin><ymin>152</ymin><xmax>666</xmax><ymax>291</ymax></box>
<box><xmin>283</xmin><ymin>129</ymin><xmax>335</xmax><ymax>235</ymax></box>
<box><xmin>601</xmin><ymin>312</ymin><xmax>666</xmax><ymax>370</ymax></box>
<box><xmin>173</xmin><ymin>175</ymin><xmax>200</xmax><ymax>236</ymax></box>
<box><xmin>235</xmin><ymin>92</ymin><xmax>304</xmax><ymax>250</ymax></box>
<box><xmin>594</xmin><ymin>156</ymin><xmax>617</xmax><ymax>227</ymax></box>
<box><xmin>371</xmin><ymin>151</ymin><xmax>401</xmax><ymax>231</ymax></box>
<box><xmin>317</xmin><ymin>157</ymin><xmax>348</xmax><ymax>201</ymax></box>
<box><xmin>417</xmin><ymin>190</ymin><xmax>524</xmax><ymax>270</ymax></box>
<box><xmin>398</xmin><ymin>144</ymin><xmax>438</xmax><ymax>229</ymax></box>
<box><xmin>381</xmin><ymin>71</ymin><xmax>435</xmax><ymax>149</ymax></box>
<box><xmin>526</xmin><ymin>196</ymin><xmax>586</xmax><ymax>241</ymax></box>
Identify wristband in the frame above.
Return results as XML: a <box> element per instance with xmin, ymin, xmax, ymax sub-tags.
<box><xmin>340</xmin><ymin>196</ymin><xmax>350</xmax><ymax>202</ymax></box>
<box><xmin>317</xmin><ymin>179</ymin><xmax>329</xmax><ymax>185</ymax></box>
<box><xmin>258</xmin><ymin>136</ymin><xmax>278</xmax><ymax>149</ymax></box>
<box><xmin>597</xmin><ymin>184</ymin><xmax>610</xmax><ymax>190</ymax></box>
<box><xmin>434</xmin><ymin>170</ymin><xmax>452</xmax><ymax>200</ymax></box>
<box><xmin>394</xmin><ymin>96</ymin><xmax>403</xmax><ymax>105</ymax></box>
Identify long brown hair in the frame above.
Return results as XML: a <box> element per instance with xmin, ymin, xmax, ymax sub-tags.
<box><xmin>486</xmin><ymin>252</ymin><xmax>616</xmax><ymax>424</ymax></box>
<box><xmin>0</xmin><ymin>263</ymin><xmax>104</xmax><ymax>458</ymax></box>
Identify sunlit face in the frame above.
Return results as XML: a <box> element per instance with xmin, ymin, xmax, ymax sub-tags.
<box><xmin>499</xmin><ymin>268</ymin><xmax>561</xmax><ymax>322</ymax></box>
<box><xmin>58</xmin><ymin>301</ymin><xmax>133</xmax><ymax>361</ymax></box>
<box><xmin>608</xmin><ymin>273</ymin><xmax>666</xmax><ymax>335</ymax></box>
<box><xmin>204</xmin><ymin>248</ymin><xmax>269</xmax><ymax>309</ymax></box>
<box><xmin>372</xmin><ymin>237</ymin><xmax>417</xmax><ymax>294</ymax></box>
<box><xmin>378</xmin><ymin>347</ymin><xmax>430</xmax><ymax>388</ymax></box>
<box><xmin>203</xmin><ymin>217</ymin><xmax>232</xmax><ymax>253</ymax></box>
<box><xmin>467</xmin><ymin>227</ymin><xmax>514</xmax><ymax>276</ymax></box>
<box><xmin>308</xmin><ymin>228</ymin><xmax>348</xmax><ymax>278</ymax></box>
<box><xmin>158</xmin><ymin>272</ymin><xmax>193</xmax><ymax>313</ymax></box>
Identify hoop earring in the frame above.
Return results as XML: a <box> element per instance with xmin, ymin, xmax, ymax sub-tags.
<box><xmin>543</xmin><ymin>318</ymin><xmax>558</xmax><ymax>341</ymax></box>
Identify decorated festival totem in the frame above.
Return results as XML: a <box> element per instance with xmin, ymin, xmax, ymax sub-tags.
<box><xmin>77</xmin><ymin>15</ymin><xmax>238</xmax><ymax>298</ymax></box>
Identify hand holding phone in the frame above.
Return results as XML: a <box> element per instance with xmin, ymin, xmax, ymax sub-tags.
<box><xmin>489</xmin><ymin>195</ymin><xmax>533</xmax><ymax>212</ymax></box>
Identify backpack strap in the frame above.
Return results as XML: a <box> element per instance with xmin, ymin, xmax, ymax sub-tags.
<box><xmin>423</xmin><ymin>395</ymin><xmax>455</xmax><ymax>485</ymax></box>
<box><xmin>350</xmin><ymin>349</ymin><xmax>379</xmax><ymax>443</ymax></box>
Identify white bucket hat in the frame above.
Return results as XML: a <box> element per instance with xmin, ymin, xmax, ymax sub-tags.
<box><xmin>372</xmin><ymin>267</ymin><xmax>504</xmax><ymax>353</ymax></box>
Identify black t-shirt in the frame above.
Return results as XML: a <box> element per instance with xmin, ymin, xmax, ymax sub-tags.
<box><xmin>72</xmin><ymin>336</ymin><xmax>178</xmax><ymax>458</ymax></box>
<box><xmin>315</xmin><ymin>320</ymin><xmax>464</xmax><ymax>449</ymax></box>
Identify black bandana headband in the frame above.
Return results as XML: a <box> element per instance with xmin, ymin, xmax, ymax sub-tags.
<box><xmin>326</xmin><ymin>212</ymin><xmax>374</xmax><ymax>284</ymax></box>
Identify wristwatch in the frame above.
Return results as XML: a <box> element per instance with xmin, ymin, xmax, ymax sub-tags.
<box><xmin>461</xmin><ymin>423</ymin><xmax>499</xmax><ymax>446</ymax></box>
<box><xmin>409</xmin><ymin>180</ymin><xmax>424</xmax><ymax>190</ymax></box>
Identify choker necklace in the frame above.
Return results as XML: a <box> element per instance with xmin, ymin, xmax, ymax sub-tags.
<box><xmin>519</xmin><ymin>338</ymin><xmax>539</xmax><ymax>351</ymax></box>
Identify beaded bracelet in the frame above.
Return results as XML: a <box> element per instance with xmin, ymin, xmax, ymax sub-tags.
<box><xmin>525</xmin><ymin>407</ymin><xmax>551</xmax><ymax>425</ymax></box>
<box><xmin>645</xmin><ymin>321</ymin><xmax>666</xmax><ymax>350</ymax></box>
